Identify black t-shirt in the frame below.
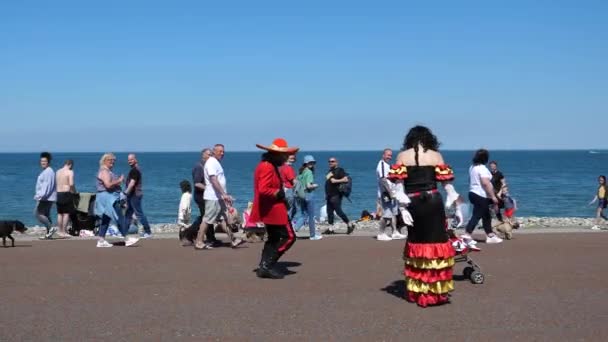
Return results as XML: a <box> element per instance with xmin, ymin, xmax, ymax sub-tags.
<box><xmin>325</xmin><ymin>167</ymin><xmax>346</xmax><ymax>197</ymax></box>
<box><xmin>127</xmin><ymin>167</ymin><xmax>142</xmax><ymax>196</ymax></box>
<box><xmin>491</xmin><ymin>170</ymin><xmax>504</xmax><ymax>193</ymax></box>
<box><xmin>192</xmin><ymin>162</ymin><xmax>205</xmax><ymax>202</ymax></box>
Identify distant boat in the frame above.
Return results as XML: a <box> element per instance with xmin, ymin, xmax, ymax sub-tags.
<box><xmin>589</xmin><ymin>150</ymin><xmax>601</xmax><ymax>154</ymax></box>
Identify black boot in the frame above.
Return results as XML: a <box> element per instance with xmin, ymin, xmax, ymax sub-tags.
<box><xmin>256</xmin><ymin>261</ymin><xmax>284</xmax><ymax>279</ymax></box>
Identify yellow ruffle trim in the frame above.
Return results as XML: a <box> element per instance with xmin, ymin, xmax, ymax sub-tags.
<box><xmin>406</xmin><ymin>278</ymin><xmax>454</xmax><ymax>294</ymax></box>
<box><xmin>405</xmin><ymin>257</ymin><xmax>455</xmax><ymax>269</ymax></box>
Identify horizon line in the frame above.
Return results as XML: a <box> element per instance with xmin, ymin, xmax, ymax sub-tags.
<box><xmin>0</xmin><ymin>148</ymin><xmax>605</xmax><ymax>154</ymax></box>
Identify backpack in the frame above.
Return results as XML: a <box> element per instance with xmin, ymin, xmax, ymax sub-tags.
<box><xmin>338</xmin><ymin>173</ymin><xmax>352</xmax><ymax>198</ymax></box>
<box><xmin>294</xmin><ymin>173</ymin><xmax>307</xmax><ymax>200</ymax></box>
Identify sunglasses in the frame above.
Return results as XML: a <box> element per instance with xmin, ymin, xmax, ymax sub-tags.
<box><xmin>328</xmin><ymin>160</ymin><xmax>336</xmax><ymax>163</ymax></box>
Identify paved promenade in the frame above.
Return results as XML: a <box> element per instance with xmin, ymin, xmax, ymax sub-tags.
<box><xmin>1</xmin><ymin>232</ymin><xmax>607</xmax><ymax>341</ymax></box>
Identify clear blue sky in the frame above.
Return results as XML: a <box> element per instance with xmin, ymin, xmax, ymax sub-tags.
<box><xmin>1</xmin><ymin>0</ymin><xmax>606</xmax><ymax>152</ymax></box>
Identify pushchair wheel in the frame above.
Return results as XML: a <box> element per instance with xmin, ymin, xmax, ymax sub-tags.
<box><xmin>470</xmin><ymin>271</ymin><xmax>484</xmax><ymax>284</ymax></box>
<box><xmin>463</xmin><ymin>267</ymin><xmax>474</xmax><ymax>279</ymax></box>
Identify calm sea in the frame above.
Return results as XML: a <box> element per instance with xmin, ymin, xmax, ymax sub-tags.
<box><xmin>1</xmin><ymin>151</ymin><xmax>606</xmax><ymax>226</ymax></box>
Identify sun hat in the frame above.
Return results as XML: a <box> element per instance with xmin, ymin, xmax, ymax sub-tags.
<box><xmin>303</xmin><ymin>155</ymin><xmax>316</xmax><ymax>164</ymax></box>
<box><xmin>387</xmin><ymin>163</ymin><xmax>408</xmax><ymax>180</ymax></box>
<box><xmin>255</xmin><ymin>138</ymin><xmax>299</xmax><ymax>154</ymax></box>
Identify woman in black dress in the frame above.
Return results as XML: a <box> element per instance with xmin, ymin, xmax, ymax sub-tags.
<box><xmin>396</xmin><ymin>126</ymin><xmax>456</xmax><ymax>307</ymax></box>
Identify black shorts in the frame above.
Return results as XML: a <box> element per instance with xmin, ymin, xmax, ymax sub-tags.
<box><xmin>56</xmin><ymin>192</ymin><xmax>75</xmax><ymax>214</ymax></box>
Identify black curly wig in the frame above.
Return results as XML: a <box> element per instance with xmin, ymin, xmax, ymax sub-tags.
<box><xmin>402</xmin><ymin>125</ymin><xmax>440</xmax><ymax>152</ymax></box>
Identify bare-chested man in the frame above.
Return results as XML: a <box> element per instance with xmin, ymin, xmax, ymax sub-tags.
<box><xmin>55</xmin><ymin>160</ymin><xmax>76</xmax><ymax>237</ymax></box>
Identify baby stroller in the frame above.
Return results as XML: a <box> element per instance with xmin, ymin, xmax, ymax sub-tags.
<box><xmin>449</xmin><ymin>230</ymin><xmax>484</xmax><ymax>284</ymax></box>
<box><xmin>68</xmin><ymin>192</ymin><xmax>98</xmax><ymax>237</ymax></box>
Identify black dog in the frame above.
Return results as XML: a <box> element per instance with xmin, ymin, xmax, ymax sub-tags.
<box><xmin>0</xmin><ymin>220</ymin><xmax>28</xmax><ymax>247</ymax></box>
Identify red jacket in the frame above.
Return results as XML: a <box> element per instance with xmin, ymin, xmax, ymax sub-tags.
<box><xmin>249</xmin><ymin>161</ymin><xmax>289</xmax><ymax>226</ymax></box>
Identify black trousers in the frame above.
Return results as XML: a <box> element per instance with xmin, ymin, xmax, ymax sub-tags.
<box><xmin>260</xmin><ymin>224</ymin><xmax>296</xmax><ymax>266</ymax></box>
<box><xmin>465</xmin><ymin>192</ymin><xmax>493</xmax><ymax>235</ymax></box>
<box><xmin>326</xmin><ymin>195</ymin><xmax>349</xmax><ymax>225</ymax></box>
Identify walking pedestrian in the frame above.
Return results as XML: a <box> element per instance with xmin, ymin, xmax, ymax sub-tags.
<box><xmin>94</xmin><ymin>153</ymin><xmax>139</xmax><ymax>248</ymax></box>
<box><xmin>124</xmin><ymin>154</ymin><xmax>153</xmax><ymax>238</ymax></box>
<box><xmin>294</xmin><ymin>155</ymin><xmax>322</xmax><ymax>240</ymax></box>
<box><xmin>194</xmin><ymin>144</ymin><xmax>244</xmax><ymax>249</ymax></box>
<box><xmin>34</xmin><ymin>152</ymin><xmax>57</xmax><ymax>239</ymax></box>
<box><xmin>323</xmin><ymin>157</ymin><xmax>355</xmax><ymax>235</ymax></box>
<box><xmin>462</xmin><ymin>149</ymin><xmax>503</xmax><ymax>244</ymax></box>
<box><xmin>250</xmin><ymin>138</ymin><xmax>299</xmax><ymax>279</ymax></box>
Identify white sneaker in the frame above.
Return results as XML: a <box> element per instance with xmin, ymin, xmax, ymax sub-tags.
<box><xmin>391</xmin><ymin>232</ymin><xmax>407</xmax><ymax>240</ymax></box>
<box><xmin>125</xmin><ymin>237</ymin><xmax>140</xmax><ymax>247</ymax></box>
<box><xmin>486</xmin><ymin>235</ymin><xmax>503</xmax><ymax>244</ymax></box>
<box><xmin>310</xmin><ymin>235</ymin><xmax>323</xmax><ymax>241</ymax></box>
<box><xmin>96</xmin><ymin>240</ymin><xmax>113</xmax><ymax>248</ymax></box>
<box><xmin>377</xmin><ymin>233</ymin><xmax>392</xmax><ymax>241</ymax></box>
<box><xmin>591</xmin><ymin>225</ymin><xmax>601</xmax><ymax>231</ymax></box>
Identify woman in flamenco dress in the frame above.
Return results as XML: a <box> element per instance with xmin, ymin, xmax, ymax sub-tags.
<box><xmin>396</xmin><ymin>125</ymin><xmax>460</xmax><ymax>307</ymax></box>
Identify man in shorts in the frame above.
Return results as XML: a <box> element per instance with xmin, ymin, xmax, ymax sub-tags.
<box><xmin>194</xmin><ymin>144</ymin><xmax>244</xmax><ymax>249</ymax></box>
<box><xmin>188</xmin><ymin>148</ymin><xmax>219</xmax><ymax>245</ymax></box>
<box><xmin>55</xmin><ymin>159</ymin><xmax>76</xmax><ymax>237</ymax></box>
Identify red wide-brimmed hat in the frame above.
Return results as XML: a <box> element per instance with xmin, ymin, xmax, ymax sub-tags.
<box><xmin>255</xmin><ymin>138</ymin><xmax>299</xmax><ymax>154</ymax></box>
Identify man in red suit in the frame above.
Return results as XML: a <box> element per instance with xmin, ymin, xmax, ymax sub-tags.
<box><xmin>249</xmin><ymin>138</ymin><xmax>299</xmax><ymax>279</ymax></box>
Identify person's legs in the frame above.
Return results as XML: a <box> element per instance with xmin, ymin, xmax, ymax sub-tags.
<box><xmin>276</xmin><ymin>222</ymin><xmax>296</xmax><ymax>260</ymax></box>
<box><xmin>57</xmin><ymin>213</ymin><xmax>64</xmax><ymax>235</ymax></box>
<box><xmin>195</xmin><ymin>223</ymin><xmax>212</xmax><ymax>248</ymax></box>
<box><xmin>113</xmin><ymin>202</ymin><xmax>129</xmax><ymax>237</ymax></box>
<box><xmin>326</xmin><ymin>197</ymin><xmax>335</xmax><ymax>225</ymax></box>
<box><xmin>480</xmin><ymin>198</ymin><xmax>494</xmax><ymax>235</ymax></box>
<box><xmin>60</xmin><ymin>213</ymin><xmax>71</xmax><ymax>235</ymax></box>
<box><xmin>294</xmin><ymin>198</ymin><xmax>307</xmax><ymax>231</ymax></box>
<box><xmin>129</xmin><ymin>195</ymin><xmax>152</xmax><ymax>234</ymax></box>
<box><xmin>389</xmin><ymin>216</ymin><xmax>397</xmax><ymax>236</ymax></box>
<box><xmin>378</xmin><ymin>218</ymin><xmax>387</xmax><ymax>235</ymax></box>
<box><xmin>124</xmin><ymin>197</ymin><xmax>135</xmax><ymax>233</ymax></box>
<box><xmin>197</xmin><ymin>199</ymin><xmax>217</xmax><ymax>242</ymax></box>
<box><xmin>195</xmin><ymin>200</ymin><xmax>222</xmax><ymax>248</ymax></box>
<box><xmin>595</xmin><ymin>206</ymin><xmax>603</xmax><ymax>225</ymax></box>
<box><xmin>306</xmin><ymin>198</ymin><xmax>317</xmax><ymax>238</ymax></box>
<box><xmin>465</xmin><ymin>192</ymin><xmax>484</xmax><ymax>235</ymax></box>
<box><xmin>98</xmin><ymin>215</ymin><xmax>111</xmax><ymax>239</ymax></box>
<box><xmin>331</xmin><ymin>195</ymin><xmax>350</xmax><ymax>224</ymax></box>
<box><xmin>35</xmin><ymin>201</ymin><xmax>53</xmax><ymax>231</ymax></box>
<box><xmin>260</xmin><ymin>225</ymin><xmax>280</xmax><ymax>264</ymax></box>
<box><xmin>495</xmin><ymin>209</ymin><xmax>503</xmax><ymax>222</ymax></box>
<box><xmin>257</xmin><ymin>225</ymin><xmax>286</xmax><ymax>278</ymax></box>
<box><xmin>285</xmin><ymin>188</ymin><xmax>296</xmax><ymax>221</ymax></box>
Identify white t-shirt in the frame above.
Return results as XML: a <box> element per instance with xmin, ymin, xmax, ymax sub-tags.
<box><xmin>469</xmin><ymin>164</ymin><xmax>492</xmax><ymax>198</ymax></box>
<box><xmin>203</xmin><ymin>157</ymin><xmax>227</xmax><ymax>201</ymax></box>
<box><xmin>178</xmin><ymin>192</ymin><xmax>192</xmax><ymax>227</ymax></box>
<box><xmin>376</xmin><ymin>160</ymin><xmax>390</xmax><ymax>197</ymax></box>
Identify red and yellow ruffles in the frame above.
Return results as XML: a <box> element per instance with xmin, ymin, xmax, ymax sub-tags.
<box><xmin>404</xmin><ymin>242</ymin><xmax>455</xmax><ymax>307</ymax></box>
<box><xmin>435</xmin><ymin>164</ymin><xmax>455</xmax><ymax>181</ymax></box>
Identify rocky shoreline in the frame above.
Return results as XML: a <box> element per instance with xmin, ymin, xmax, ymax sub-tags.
<box><xmin>20</xmin><ymin>216</ymin><xmax>603</xmax><ymax>237</ymax></box>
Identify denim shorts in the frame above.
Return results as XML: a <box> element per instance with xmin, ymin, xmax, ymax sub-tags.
<box><xmin>599</xmin><ymin>199</ymin><xmax>607</xmax><ymax>209</ymax></box>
